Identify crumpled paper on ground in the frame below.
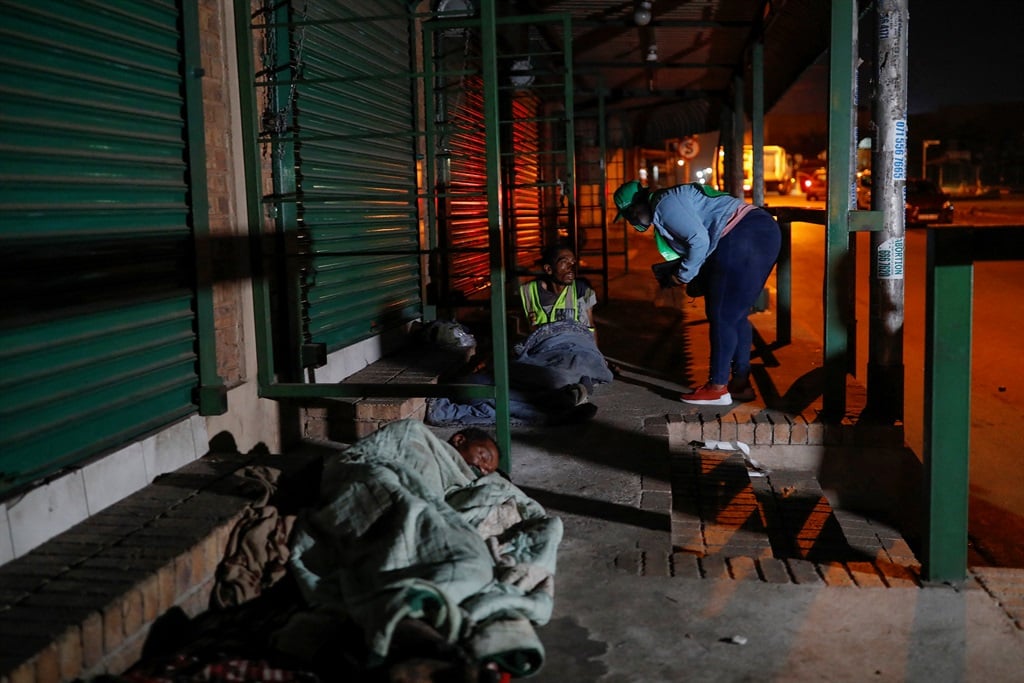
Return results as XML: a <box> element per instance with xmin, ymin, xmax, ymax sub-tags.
<box><xmin>691</xmin><ymin>439</ymin><xmax>769</xmax><ymax>476</ymax></box>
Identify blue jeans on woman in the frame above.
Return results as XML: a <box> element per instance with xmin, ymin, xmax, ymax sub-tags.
<box><xmin>701</xmin><ymin>208</ymin><xmax>781</xmax><ymax>386</ymax></box>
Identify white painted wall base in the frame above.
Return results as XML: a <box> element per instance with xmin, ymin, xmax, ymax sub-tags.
<box><xmin>0</xmin><ymin>414</ymin><xmax>208</xmax><ymax>566</ymax></box>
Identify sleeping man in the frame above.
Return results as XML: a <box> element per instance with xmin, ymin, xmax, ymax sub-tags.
<box><xmin>284</xmin><ymin>419</ymin><xmax>563</xmax><ymax>679</ymax></box>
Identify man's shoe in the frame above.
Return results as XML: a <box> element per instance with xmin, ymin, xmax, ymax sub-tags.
<box><xmin>680</xmin><ymin>383</ymin><xmax>732</xmax><ymax>406</ymax></box>
<box><xmin>727</xmin><ymin>377</ymin><xmax>756</xmax><ymax>402</ymax></box>
<box><xmin>567</xmin><ymin>382</ymin><xmax>590</xmax><ymax>407</ymax></box>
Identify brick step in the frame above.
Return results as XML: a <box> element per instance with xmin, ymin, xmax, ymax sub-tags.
<box><xmin>0</xmin><ymin>447</ymin><xmax>324</xmax><ymax>682</ymax></box>
<box><xmin>665</xmin><ymin>447</ymin><xmax>921</xmax><ymax>587</ymax></box>
<box><xmin>667</xmin><ymin>412</ymin><xmax>905</xmax><ymax>448</ymax></box>
<box><xmin>302</xmin><ymin>346</ymin><xmax>473</xmax><ymax>443</ymax></box>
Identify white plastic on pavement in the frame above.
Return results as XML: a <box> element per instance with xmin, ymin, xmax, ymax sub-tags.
<box><xmin>702</xmin><ymin>439</ymin><xmax>750</xmax><ymax>455</ymax></box>
<box><xmin>695</xmin><ymin>439</ymin><xmax>768</xmax><ymax>476</ymax></box>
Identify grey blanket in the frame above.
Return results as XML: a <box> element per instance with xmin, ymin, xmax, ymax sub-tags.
<box><xmin>425</xmin><ymin>320</ymin><xmax>613</xmax><ymax>426</ymax></box>
<box><xmin>511</xmin><ymin>320</ymin><xmax>614</xmax><ymax>390</ymax></box>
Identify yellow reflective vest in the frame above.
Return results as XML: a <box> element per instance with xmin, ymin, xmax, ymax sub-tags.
<box><xmin>519</xmin><ymin>280</ymin><xmax>593</xmax><ymax>331</ymax></box>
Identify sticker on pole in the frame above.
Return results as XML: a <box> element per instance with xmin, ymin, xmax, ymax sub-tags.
<box><xmin>877</xmin><ymin>236</ymin><xmax>905</xmax><ymax>280</ymax></box>
<box><xmin>892</xmin><ymin>119</ymin><xmax>907</xmax><ymax>181</ymax></box>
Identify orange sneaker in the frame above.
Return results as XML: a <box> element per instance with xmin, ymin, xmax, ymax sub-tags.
<box><xmin>680</xmin><ymin>383</ymin><xmax>732</xmax><ymax>406</ymax></box>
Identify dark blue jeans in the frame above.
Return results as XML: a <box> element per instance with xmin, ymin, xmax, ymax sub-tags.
<box><xmin>702</xmin><ymin>209</ymin><xmax>781</xmax><ymax>385</ymax></box>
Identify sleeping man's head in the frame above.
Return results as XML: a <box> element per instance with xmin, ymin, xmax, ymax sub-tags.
<box><xmin>448</xmin><ymin>428</ymin><xmax>500</xmax><ymax>476</ymax></box>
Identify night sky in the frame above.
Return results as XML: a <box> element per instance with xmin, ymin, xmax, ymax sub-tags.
<box><xmin>907</xmin><ymin>0</ymin><xmax>1024</xmax><ymax>113</ymax></box>
<box><xmin>774</xmin><ymin>0</ymin><xmax>1024</xmax><ymax>116</ymax></box>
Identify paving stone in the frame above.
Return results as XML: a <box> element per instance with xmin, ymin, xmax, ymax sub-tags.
<box><xmin>818</xmin><ymin>562</ymin><xmax>856</xmax><ymax>587</ymax></box>
<box><xmin>718</xmin><ymin>415</ymin><xmax>739</xmax><ymax>442</ymax></box>
<box><xmin>846</xmin><ymin>561</ymin><xmax>887</xmax><ymax>588</ymax></box>
<box><xmin>788</xmin><ymin>416</ymin><xmax>809</xmax><ymax>445</ymax></box>
<box><xmin>641</xmin><ymin>490</ymin><xmax>672</xmax><ymax>511</ymax></box>
<box><xmin>671</xmin><ymin>552</ymin><xmax>702</xmax><ymax>579</ymax></box>
<box><xmin>805</xmin><ymin>421</ymin><xmax>825</xmax><ymax>445</ymax></box>
<box><xmin>786</xmin><ymin>558</ymin><xmax>823</xmax><ymax>585</ymax></box>
<box><xmin>642</xmin><ymin>551</ymin><xmax>672</xmax><ymax>577</ymax></box>
<box><xmin>771</xmin><ymin>416</ymin><xmax>791</xmax><ymax>444</ymax></box>
<box><xmin>870</xmin><ymin>561</ymin><xmax>919</xmax><ymax>587</ymax></box>
<box><xmin>757</xmin><ymin>557</ymin><xmax>792</xmax><ymax>584</ymax></box>
<box><xmin>879</xmin><ymin>538</ymin><xmax>918</xmax><ymax>563</ymax></box>
<box><xmin>671</xmin><ymin>526</ymin><xmax>705</xmax><ymax>555</ymax></box>
<box><xmin>727</xmin><ymin>556</ymin><xmax>759</xmax><ymax>581</ymax></box>
<box><xmin>699</xmin><ymin>555</ymin><xmax>731</xmax><ymax>580</ymax></box>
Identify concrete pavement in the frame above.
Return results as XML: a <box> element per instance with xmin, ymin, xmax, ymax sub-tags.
<box><xmin>469</xmin><ymin>239</ymin><xmax>1024</xmax><ymax>682</ymax></box>
<box><xmin>3</xmin><ymin>231</ymin><xmax>1020</xmax><ymax>683</ymax></box>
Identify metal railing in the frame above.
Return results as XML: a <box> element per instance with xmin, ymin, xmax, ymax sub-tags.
<box><xmin>923</xmin><ymin>225</ymin><xmax>1024</xmax><ymax>581</ymax></box>
<box><xmin>766</xmin><ymin>211</ymin><xmax>1023</xmax><ymax>582</ymax></box>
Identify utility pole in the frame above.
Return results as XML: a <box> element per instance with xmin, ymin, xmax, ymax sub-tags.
<box><xmin>866</xmin><ymin>0</ymin><xmax>908</xmax><ymax>423</ymax></box>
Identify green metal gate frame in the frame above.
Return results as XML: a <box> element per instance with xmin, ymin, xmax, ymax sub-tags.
<box><xmin>421</xmin><ymin>12</ymin><xmax>578</xmax><ymax>306</ymax></box>
<box><xmin>235</xmin><ymin>1</ymin><xmax>523</xmax><ymax>468</ymax></box>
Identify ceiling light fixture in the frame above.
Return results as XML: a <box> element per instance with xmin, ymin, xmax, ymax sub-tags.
<box><xmin>646</xmin><ymin>45</ymin><xmax>658</xmax><ymax>62</ymax></box>
<box><xmin>634</xmin><ymin>1</ymin><xmax>653</xmax><ymax>26</ymax></box>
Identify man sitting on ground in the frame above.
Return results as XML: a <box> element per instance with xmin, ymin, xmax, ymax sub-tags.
<box><xmin>426</xmin><ymin>243</ymin><xmax>614</xmax><ymax>426</ymax></box>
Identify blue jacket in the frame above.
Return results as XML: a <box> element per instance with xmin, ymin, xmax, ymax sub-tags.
<box><xmin>650</xmin><ymin>183</ymin><xmax>752</xmax><ymax>282</ymax></box>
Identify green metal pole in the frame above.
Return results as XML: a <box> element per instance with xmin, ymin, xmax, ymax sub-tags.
<box><xmin>776</xmin><ymin>220</ymin><xmax>792</xmax><ymax>346</ymax></box>
<box><xmin>730</xmin><ymin>74</ymin><xmax>744</xmax><ymax>199</ymax></box>
<box><xmin>260</xmin><ymin>4</ymin><xmax>304</xmax><ymax>380</ymax></box>
<box><xmin>562</xmin><ymin>14</ymin><xmax>578</xmax><ymax>265</ymax></box>
<box><xmin>598</xmin><ymin>84</ymin><xmax>611</xmax><ymax>298</ymax></box>
<box><xmin>422</xmin><ymin>27</ymin><xmax>440</xmax><ymax>323</ymax></box>
<box><xmin>923</xmin><ymin>228</ymin><xmax>972</xmax><ymax>583</ymax></box>
<box><xmin>823</xmin><ymin>0</ymin><xmax>857</xmax><ymax>419</ymax></box>
<box><xmin>236</xmin><ymin>5</ymin><xmax>287</xmax><ymax>392</ymax></box>
<box><xmin>751</xmin><ymin>40</ymin><xmax>765</xmax><ymax>208</ymax></box>
<box><xmin>480</xmin><ymin>0</ymin><xmax>512</xmax><ymax>473</ymax></box>
<box><xmin>182</xmin><ymin>0</ymin><xmax>225</xmax><ymax>415</ymax></box>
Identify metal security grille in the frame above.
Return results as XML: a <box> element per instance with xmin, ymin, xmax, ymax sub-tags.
<box><xmin>506</xmin><ymin>91</ymin><xmax>545</xmax><ymax>276</ymax></box>
<box><xmin>0</xmin><ymin>1</ymin><xmax>200</xmax><ymax>496</ymax></box>
<box><xmin>254</xmin><ymin>0</ymin><xmax>423</xmax><ymax>361</ymax></box>
<box><xmin>424</xmin><ymin>13</ymin><xmax>575</xmax><ymax>305</ymax></box>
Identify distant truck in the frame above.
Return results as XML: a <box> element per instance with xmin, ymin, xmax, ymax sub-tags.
<box><xmin>743</xmin><ymin>145</ymin><xmax>795</xmax><ymax>195</ymax></box>
<box><xmin>719</xmin><ymin>145</ymin><xmax>796</xmax><ymax>196</ymax></box>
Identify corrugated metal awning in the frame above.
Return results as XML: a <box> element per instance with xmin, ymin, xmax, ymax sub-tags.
<box><xmin>508</xmin><ymin>0</ymin><xmax>833</xmax><ymax>145</ymax></box>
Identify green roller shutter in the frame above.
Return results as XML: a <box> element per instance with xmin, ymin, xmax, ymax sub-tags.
<box><xmin>256</xmin><ymin>0</ymin><xmax>423</xmax><ymax>357</ymax></box>
<box><xmin>0</xmin><ymin>1</ymin><xmax>201</xmax><ymax>496</ymax></box>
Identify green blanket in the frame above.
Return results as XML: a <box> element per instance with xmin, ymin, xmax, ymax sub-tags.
<box><xmin>287</xmin><ymin>419</ymin><xmax>562</xmax><ymax>676</ymax></box>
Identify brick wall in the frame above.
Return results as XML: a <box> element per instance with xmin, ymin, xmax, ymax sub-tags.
<box><xmin>199</xmin><ymin>0</ymin><xmax>246</xmax><ymax>387</ymax></box>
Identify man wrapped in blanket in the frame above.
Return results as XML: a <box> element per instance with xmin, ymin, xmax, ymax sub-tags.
<box><xmin>281</xmin><ymin>419</ymin><xmax>563</xmax><ymax>680</ymax></box>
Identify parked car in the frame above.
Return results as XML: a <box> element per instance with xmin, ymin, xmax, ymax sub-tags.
<box><xmin>856</xmin><ymin>171</ymin><xmax>955</xmax><ymax>225</ymax></box>
<box><xmin>905</xmin><ymin>178</ymin><xmax>955</xmax><ymax>225</ymax></box>
<box><xmin>801</xmin><ymin>167</ymin><xmax>827</xmax><ymax>201</ymax></box>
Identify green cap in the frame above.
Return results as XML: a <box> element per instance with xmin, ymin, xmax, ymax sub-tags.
<box><xmin>614</xmin><ymin>180</ymin><xmax>651</xmax><ymax>231</ymax></box>
<box><xmin>613</xmin><ymin>180</ymin><xmax>643</xmax><ymax>222</ymax></box>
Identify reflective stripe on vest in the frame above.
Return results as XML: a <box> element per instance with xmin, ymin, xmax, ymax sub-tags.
<box><xmin>520</xmin><ymin>280</ymin><xmax>579</xmax><ymax>327</ymax></box>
